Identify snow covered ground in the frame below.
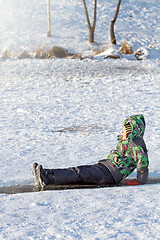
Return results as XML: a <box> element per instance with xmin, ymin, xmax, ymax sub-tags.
<box><xmin>0</xmin><ymin>0</ymin><xmax>160</xmax><ymax>239</ymax></box>
<box><xmin>0</xmin><ymin>0</ymin><xmax>160</xmax><ymax>57</ymax></box>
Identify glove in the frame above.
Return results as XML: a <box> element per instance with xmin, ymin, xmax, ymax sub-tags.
<box><xmin>126</xmin><ymin>179</ymin><xmax>140</xmax><ymax>186</ymax></box>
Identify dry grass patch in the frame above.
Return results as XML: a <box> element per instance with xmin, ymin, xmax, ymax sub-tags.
<box><xmin>18</xmin><ymin>51</ymin><xmax>31</xmax><ymax>59</ymax></box>
<box><xmin>104</xmin><ymin>54</ymin><xmax>120</xmax><ymax>59</ymax></box>
<box><xmin>119</xmin><ymin>41</ymin><xmax>134</xmax><ymax>55</ymax></box>
<box><xmin>1</xmin><ymin>50</ymin><xmax>12</xmax><ymax>58</ymax></box>
<box><xmin>70</xmin><ymin>53</ymin><xmax>84</xmax><ymax>59</ymax></box>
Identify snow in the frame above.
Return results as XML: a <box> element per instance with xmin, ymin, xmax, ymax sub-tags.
<box><xmin>1</xmin><ymin>185</ymin><xmax>160</xmax><ymax>240</ymax></box>
<box><xmin>0</xmin><ymin>0</ymin><xmax>160</xmax><ymax>239</ymax></box>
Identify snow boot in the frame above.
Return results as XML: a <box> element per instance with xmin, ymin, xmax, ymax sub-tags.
<box><xmin>32</xmin><ymin>163</ymin><xmax>55</xmax><ymax>190</ymax></box>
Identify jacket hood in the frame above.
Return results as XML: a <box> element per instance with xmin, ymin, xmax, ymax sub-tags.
<box><xmin>123</xmin><ymin>114</ymin><xmax>146</xmax><ymax>139</ymax></box>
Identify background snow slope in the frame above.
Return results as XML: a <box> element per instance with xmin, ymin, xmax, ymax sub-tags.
<box><xmin>0</xmin><ymin>0</ymin><xmax>160</xmax><ymax>239</ymax></box>
<box><xmin>0</xmin><ymin>0</ymin><xmax>159</xmax><ymax>56</ymax></box>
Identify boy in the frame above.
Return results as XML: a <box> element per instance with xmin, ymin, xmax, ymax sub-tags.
<box><xmin>33</xmin><ymin>114</ymin><xmax>149</xmax><ymax>189</ymax></box>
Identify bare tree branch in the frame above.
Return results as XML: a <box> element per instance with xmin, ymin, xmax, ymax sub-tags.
<box><xmin>47</xmin><ymin>0</ymin><xmax>51</xmax><ymax>37</ymax></box>
<box><xmin>82</xmin><ymin>0</ymin><xmax>97</xmax><ymax>43</ymax></box>
<box><xmin>110</xmin><ymin>0</ymin><xmax>121</xmax><ymax>44</ymax></box>
<box><xmin>93</xmin><ymin>0</ymin><xmax>97</xmax><ymax>30</ymax></box>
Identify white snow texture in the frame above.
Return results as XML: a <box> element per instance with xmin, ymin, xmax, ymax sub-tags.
<box><xmin>0</xmin><ymin>0</ymin><xmax>160</xmax><ymax>239</ymax></box>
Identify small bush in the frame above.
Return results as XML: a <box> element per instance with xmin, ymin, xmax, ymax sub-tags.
<box><xmin>49</xmin><ymin>46</ymin><xmax>73</xmax><ymax>58</ymax></box>
<box><xmin>119</xmin><ymin>41</ymin><xmax>134</xmax><ymax>55</ymax></box>
<box><xmin>34</xmin><ymin>46</ymin><xmax>74</xmax><ymax>59</ymax></box>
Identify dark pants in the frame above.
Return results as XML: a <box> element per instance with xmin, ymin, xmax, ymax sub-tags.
<box><xmin>53</xmin><ymin>163</ymin><xmax>115</xmax><ymax>185</ymax></box>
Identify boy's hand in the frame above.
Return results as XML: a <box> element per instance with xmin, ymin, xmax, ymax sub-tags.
<box><xmin>126</xmin><ymin>179</ymin><xmax>140</xmax><ymax>186</ymax></box>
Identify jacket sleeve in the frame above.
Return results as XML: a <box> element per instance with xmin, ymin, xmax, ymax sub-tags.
<box><xmin>133</xmin><ymin>146</ymin><xmax>149</xmax><ymax>184</ymax></box>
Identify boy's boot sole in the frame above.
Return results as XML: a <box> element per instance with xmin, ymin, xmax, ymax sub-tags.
<box><xmin>32</xmin><ymin>163</ymin><xmax>44</xmax><ymax>190</ymax></box>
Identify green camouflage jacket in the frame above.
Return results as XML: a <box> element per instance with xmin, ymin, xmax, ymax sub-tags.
<box><xmin>99</xmin><ymin>114</ymin><xmax>149</xmax><ymax>184</ymax></box>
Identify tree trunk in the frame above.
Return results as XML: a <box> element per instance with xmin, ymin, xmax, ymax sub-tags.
<box><xmin>110</xmin><ymin>0</ymin><xmax>121</xmax><ymax>44</ymax></box>
<box><xmin>89</xmin><ymin>27</ymin><xmax>95</xmax><ymax>43</ymax></box>
<box><xmin>47</xmin><ymin>0</ymin><xmax>51</xmax><ymax>37</ymax></box>
<box><xmin>82</xmin><ymin>0</ymin><xmax>97</xmax><ymax>43</ymax></box>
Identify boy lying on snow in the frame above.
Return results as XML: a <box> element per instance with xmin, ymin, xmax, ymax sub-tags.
<box><xmin>32</xmin><ymin>114</ymin><xmax>149</xmax><ymax>189</ymax></box>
